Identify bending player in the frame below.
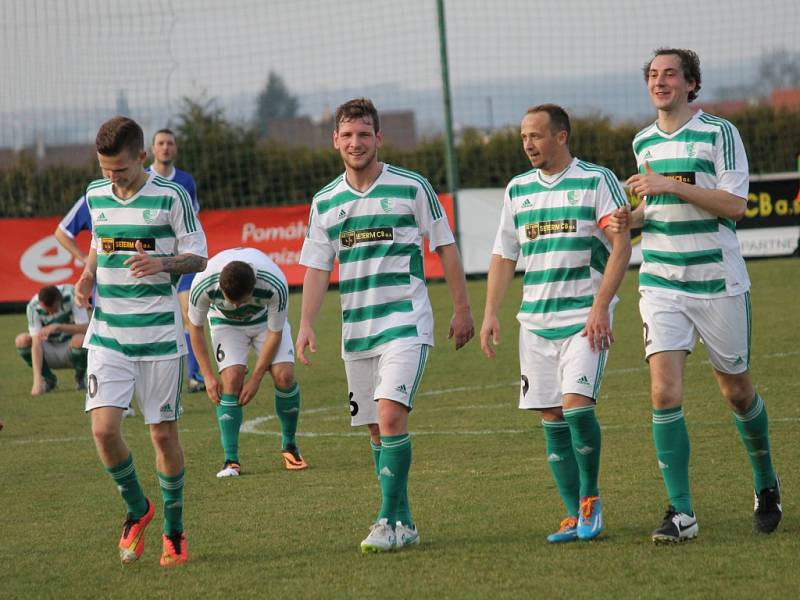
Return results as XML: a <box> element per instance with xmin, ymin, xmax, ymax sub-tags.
<box><xmin>188</xmin><ymin>247</ymin><xmax>307</xmax><ymax>477</ymax></box>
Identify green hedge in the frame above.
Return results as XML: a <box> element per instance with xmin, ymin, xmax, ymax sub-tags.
<box><xmin>2</xmin><ymin>103</ymin><xmax>798</xmax><ymax>218</ymax></box>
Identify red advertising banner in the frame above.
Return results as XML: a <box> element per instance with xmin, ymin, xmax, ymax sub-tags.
<box><xmin>1</xmin><ymin>194</ymin><xmax>454</xmax><ymax>303</ymax></box>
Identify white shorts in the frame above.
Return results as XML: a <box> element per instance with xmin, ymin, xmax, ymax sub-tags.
<box><xmin>43</xmin><ymin>340</ymin><xmax>73</xmax><ymax>369</ymax></box>
<box><xmin>639</xmin><ymin>290</ymin><xmax>750</xmax><ymax>374</ymax></box>
<box><xmin>518</xmin><ymin>326</ymin><xmax>608</xmax><ymax>410</ymax></box>
<box><xmin>210</xmin><ymin>322</ymin><xmax>295</xmax><ymax>372</ymax></box>
<box><xmin>344</xmin><ymin>343</ymin><xmax>430</xmax><ymax>427</ymax></box>
<box><xmin>85</xmin><ymin>349</ymin><xmax>183</xmax><ymax>424</ymax></box>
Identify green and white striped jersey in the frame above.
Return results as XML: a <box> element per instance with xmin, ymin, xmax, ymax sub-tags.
<box><xmin>84</xmin><ymin>172</ymin><xmax>208</xmax><ymax>360</ymax></box>
<box><xmin>188</xmin><ymin>247</ymin><xmax>289</xmax><ymax>332</ymax></box>
<box><xmin>26</xmin><ymin>284</ymin><xmax>88</xmax><ymax>343</ymax></box>
<box><xmin>493</xmin><ymin>157</ymin><xmax>628</xmax><ymax>339</ymax></box>
<box><xmin>632</xmin><ymin>110</ymin><xmax>750</xmax><ymax>297</ymax></box>
<box><xmin>300</xmin><ymin>163</ymin><xmax>454</xmax><ymax>360</ymax></box>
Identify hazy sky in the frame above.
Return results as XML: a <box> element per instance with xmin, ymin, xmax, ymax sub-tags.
<box><xmin>1</xmin><ymin>0</ymin><xmax>798</xmax><ymax>144</ymax></box>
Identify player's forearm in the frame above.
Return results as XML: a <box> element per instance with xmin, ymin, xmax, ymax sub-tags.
<box><xmin>188</xmin><ymin>324</ymin><xmax>215</xmax><ymax>380</ymax></box>
<box><xmin>594</xmin><ymin>234</ymin><xmax>632</xmax><ymax>310</ymax></box>
<box><xmin>436</xmin><ymin>243</ymin><xmax>472</xmax><ymax>313</ymax></box>
<box><xmin>669</xmin><ymin>180</ymin><xmax>746</xmax><ymax>220</ymax></box>
<box><xmin>160</xmin><ymin>253</ymin><xmax>207</xmax><ymax>275</ymax></box>
<box><xmin>80</xmin><ymin>247</ymin><xmax>98</xmax><ymax>278</ymax></box>
<box><xmin>250</xmin><ymin>330</ymin><xmax>282</xmax><ymax>381</ymax></box>
<box><xmin>299</xmin><ymin>267</ymin><xmax>330</xmax><ymax>328</ymax></box>
<box><xmin>54</xmin><ymin>228</ymin><xmax>85</xmax><ymax>262</ymax></box>
<box><xmin>31</xmin><ymin>337</ymin><xmax>44</xmax><ymax>379</ymax></box>
<box><xmin>51</xmin><ymin>323</ymin><xmax>88</xmax><ymax>335</ymax></box>
<box><xmin>629</xmin><ymin>203</ymin><xmax>645</xmax><ymax>229</ymax></box>
<box><xmin>484</xmin><ymin>254</ymin><xmax>516</xmax><ymax>318</ymax></box>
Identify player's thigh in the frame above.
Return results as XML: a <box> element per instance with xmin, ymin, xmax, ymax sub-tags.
<box><xmin>85</xmin><ymin>349</ymin><xmax>136</xmax><ymax>413</ymax></box>
<box><xmin>43</xmin><ymin>340</ymin><xmax>73</xmax><ymax>369</ymax></box>
<box><xmin>690</xmin><ymin>293</ymin><xmax>751</xmax><ymax>375</ymax></box>
<box><xmin>639</xmin><ymin>290</ymin><xmax>696</xmax><ymax>358</ymax></box>
<box><xmin>210</xmin><ymin>326</ymin><xmax>252</xmax><ymax>372</ymax></box>
<box><xmin>374</xmin><ymin>343</ymin><xmax>430</xmax><ymax>412</ymax></box>
<box><xmin>253</xmin><ymin>322</ymin><xmax>296</xmax><ymax>366</ymax></box>
<box><xmin>134</xmin><ymin>358</ymin><xmax>183</xmax><ymax>424</ymax></box>
<box><xmin>345</xmin><ymin>356</ymin><xmax>380</xmax><ymax>427</ymax></box>
<box><xmin>561</xmin><ymin>333</ymin><xmax>608</xmax><ymax>402</ymax></box>
<box><xmin>518</xmin><ymin>327</ymin><xmax>561</xmax><ymax>409</ymax></box>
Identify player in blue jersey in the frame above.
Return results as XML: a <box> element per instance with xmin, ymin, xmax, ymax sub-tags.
<box><xmin>146</xmin><ymin>129</ymin><xmax>205</xmax><ymax>393</ymax></box>
<box><xmin>55</xmin><ymin>194</ymin><xmax>92</xmax><ymax>265</ymax></box>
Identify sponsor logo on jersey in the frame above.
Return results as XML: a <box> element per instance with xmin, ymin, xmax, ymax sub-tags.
<box><xmin>643</xmin><ymin>150</ymin><xmax>652</xmax><ymax>160</ymax></box>
<box><xmin>525</xmin><ymin>219</ymin><xmax>577</xmax><ymax>240</ymax></box>
<box><xmin>337</xmin><ymin>209</ymin><xmax>347</xmax><ymax>220</ymax></box>
<box><xmin>340</xmin><ymin>227</ymin><xmax>394</xmax><ymax>248</ymax></box>
<box><xmin>576</xmin><ymin>374</ymin><xmax>591</xmax><ymax>386</ymax></box>
<box><xmin>662</xmin><ymin>171</ymin><xmax>696</xmax><ymax>185</ymax></box>
<box><xmin>96</xmin><ymin>212</ymin><xmax>109</xmax><ymax>222</ymax></box>
<box><xmin>521</xmin><ymin>198</ymin><xmax>532</xmax><ymax>208</ymax></box>
<box><xmin>101</xmin><ymin>237</ymin><xmax>156</xmax><ymax>253</ymax></box>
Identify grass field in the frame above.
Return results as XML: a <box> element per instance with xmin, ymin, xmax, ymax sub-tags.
<box><xmin>1</xmin><ymin>258</ymin><xmax>798</xmax><ymax>599</ymax></box>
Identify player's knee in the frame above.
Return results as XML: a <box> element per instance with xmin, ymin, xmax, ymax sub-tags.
<box><xmin>149</xmin><ymin>427</ymin><xmax>174</xmax><ymax>451</ymax></box>
<box><xmin>91</xmin><ymin>422</ymin><xmax>120</xmax><ymax>449</ymax></box>
<box><xmin>650</xmin><ymin>380</ymin><xmax>682</xmax><ymax>409</ymax></box>
<box><xmin>722</xmin><ymin>384</ymin><xmax>755</xmax><ymax>412</ymax></box>
<box><xmin>272</xmin><ymin>367</ymin><xmax>295</xmax><ymax>390</ymax></box>
<box><xmin>15</xmin><ymin>333</ymin><xmax>31</xmax><ymax>348</ymax></box>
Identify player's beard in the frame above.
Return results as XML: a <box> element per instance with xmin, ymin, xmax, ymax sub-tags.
<box><xmin>344</xmin><ymin>147</ymin><xmax>377</xmax><ymax>172</ymax></box>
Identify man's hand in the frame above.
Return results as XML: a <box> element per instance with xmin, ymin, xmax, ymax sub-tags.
<box><xmin>449</xmin><ymin>307</ymin><xmax>475</xmax><ymax>350</ymax></box>
<box><xmin>295</xmin><ymin>325</ymin><xmax>317</xmax><ymax>366</ymax></box>
<box><xmin>239</xmin><ymin>377</ymin><xmax>262</xmax><ymax>406</ymax></box>
<box><xmin>31</xmin><ymin>380</ymin><xmax>46</xmax><ymax>396</ymax></box>
<box><xmin>581</xmin><ymin>304</ymin><xmax>614</xmax><ymax>352</ymax></box>
<box><xmin>479</xmin><ymin>315</ymin><xmax>501</xmax><ymax>359</ymax></box>
<box><xmin>204</xmin><ymin>376</ymin><xmax>221</xmax><ymax>405</ymax></box>
<box><xmin>606</xmin><ymin>205</ymin><xmax>631</xmax><ymax>234</ymax></box>
<box><xmin>124</xmin><ymin>240</ymin><xmax>164</xmax><ymax>278</ymax></box>
<box><xmin>38</xmin><ymin>325</ymin><xmax>57</xmax><ymax>341</ymax></box>
<box><xmin>75</xmin><ymin>272</ymin><xmax>94</xmax><ymax>308</ymax></box>
<box><xmin>626</xmin><ymin>161</ymin><xmax>672</xmax><ymax>199</ymax></box>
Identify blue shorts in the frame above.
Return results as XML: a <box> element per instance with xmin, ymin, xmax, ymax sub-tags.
<box><xmin>177</xmin><ymin>273</ymin><xmax>196</xmax><ymax>293</ymax></box>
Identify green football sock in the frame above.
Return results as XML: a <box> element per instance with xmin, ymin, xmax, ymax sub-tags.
<box><xmin>542</xmin><ymin>419</ymin><xmax>580</xmax><ymax>517</ymax></box>
<box><xmin>652</xmin><ymin>406</ymin><xmax>693</xmax><ymax>515</ymax></box>
<box><xmin>377</xmin><ymin>434</ymin><xmax>412</xmax><ymax>526</ymax></box>
<box><xmin>734</xmin><ymin>393</ymin><xmax>777</xmax><ymax>492</ymax></box>
<box><xmin>371</xmin><ymin>440</ymin><xmax>382</xmax><ymax>477</ymax></box>
<box><xmin>371</xmin><ymin>438</ymin><xmax>413</xmax><ymax>527</ymax></box>
<box><xmin>17</xmin><ymin>347</ymin><xmax>55</xmax><ymax>380</ymax></box>
<box><xmin>70</xmin><ymin>347</ymin><xmax>88</xmax><ymax>380</ymax></box>
<box><xmin>217</xmin><ymin>394</ymin><xmax>242</xmax><ymax>463</ymax></box>
<box><xmin>158</xmin><ymin>470</ymin><xmax>184</xmax><ymax>535</ymax></box>
<box><xmin>275</xmin><ymin>382</ymin><xmax>300</xmax><ymax>449</ymax></box>
<box><xmin>563</xmin><ymin>405</ymin><xmax>602</xmax><ymax>498</ymax></box>
<box><xmin>105</xmin><ymin>453</ymin><xmax>149</xmax><ymax>519</ymax></box>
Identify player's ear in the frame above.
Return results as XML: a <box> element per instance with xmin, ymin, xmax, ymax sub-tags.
<box><xmin>376</xmin><ymin>130</ymin><xmax>383</xmax><ymax>148</ymax></box>
<box><xmin>332</xmin><ymin>130</ymin><xmax>340</xmax><ymax>150</ymax></box>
